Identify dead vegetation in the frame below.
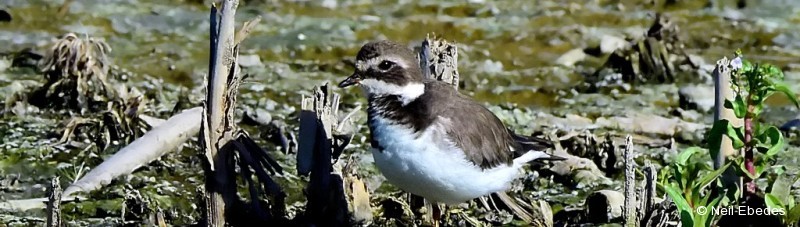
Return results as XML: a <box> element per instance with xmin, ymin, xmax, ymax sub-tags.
<box><xmin>587</xmin><ymin>13</ymin><xmax>692</xmax><ymax>92</ymax></box>
<box><xmin>8</xmin><ymin>33</ymin><xmax>152</xmax><ymax>150</ymax></box>
<box><xmin>33</xmin><ymin>33</ymin><xmax>115</xmax><ymax>111</ymax></box>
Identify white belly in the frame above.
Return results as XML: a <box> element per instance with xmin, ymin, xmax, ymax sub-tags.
<box><xmin>370</xmin><ymin>116</ymin><xmax>522</xmax><ymax>204</ymax></box>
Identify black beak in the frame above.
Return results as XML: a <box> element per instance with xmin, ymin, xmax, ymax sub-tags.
<box><xmin>338</xmin><ymin>73</ymin><xmax>361</xmax><ymax>88</ymax></box>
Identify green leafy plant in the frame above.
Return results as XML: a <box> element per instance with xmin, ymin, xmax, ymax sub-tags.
<box><xmin>664</xmin><ymin>50</ymin><xmax>799</xmax><ymax>227</ymax></box>
<box><xmin>718</xmin><ymin>50</ymin><xmax>800</xmax><ymax>195</ymax></box>
<box><xmin>660</xmin><ymin>147</ymin><xmax>730</xmax><ymax>227</ymax></box>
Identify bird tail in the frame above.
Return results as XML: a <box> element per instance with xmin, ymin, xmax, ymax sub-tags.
<box><xmin>508</xmin><ymin>130</ymin><xmax>565</xmax><ymax>166</ymax></box>
<box><xmin>513</xmin><ymin>150</ymin><xmax>565</xmax><ymax>167</ymax></box>
<box><xmin>508</xmin><ymin>129</ymin><xmax>566</xmax><ymax>165</ymax></box>
<box><xmin>508</xmin><ymin>129</ymin><xmax>553</xmax><ymax>152</ymax></box>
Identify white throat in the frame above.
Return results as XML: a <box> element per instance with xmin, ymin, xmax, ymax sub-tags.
<box><xmin>360</xmin><ymin>79</ymin><xmax>425</xmax><ymax>105</ymax></box>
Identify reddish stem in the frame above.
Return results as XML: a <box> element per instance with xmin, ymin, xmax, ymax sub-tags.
<box><xmin>743</xmin><ymin>100</ymin><xmax>757</xmax><ymax>195</ymax></box>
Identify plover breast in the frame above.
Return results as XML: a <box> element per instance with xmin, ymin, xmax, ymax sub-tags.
<box><xmin>369</xmin><ymin>115</ymin><xmax>522</xmax><ymax>204</ymax></box>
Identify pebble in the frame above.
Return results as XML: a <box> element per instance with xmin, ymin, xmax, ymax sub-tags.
<box><xmin>678</xmin><ymin>84</ymin><xmax>715</xmax><ymax>112</ymax></box>
<box><xmin>321</xmin><ymin>0</ymin><xmax>337</xmax><ymax>9</ymax></box>
<box><xmin>478</xmin><ymin>59</ymin><xmax>503</xmax><ymax>73</ymax></box>
<box><xmin>586</xmin><ymin>190</ymin><xmax>624</xmax><ymax>223</ymax></box>
<box><xmin>238</xmin><ymin>54</ymin><xmax>263</xmax><ymax>68</ymax></box>
<box><xmin>600</xmin><ymin>35</ymin><xmax>627</xmax><ymax>54</ymax></box>
<box><xmin>244</xmin><ymin>107</ymin><xmax>272</xmax><ymax>126</ymax></box>
<box><xmin>555</xmin><ymin>48</ymin><xmax>587</xmax><ymax>67</ymax></box>
<box><xmin>0</xmin><ymin>58</ymin><xmax>10</xmax><ymax>71</ymax></box>
<box><xmin>359</xmin><ymin>15</ymin><xmax>381</xmax><ymax>22</ymax></box>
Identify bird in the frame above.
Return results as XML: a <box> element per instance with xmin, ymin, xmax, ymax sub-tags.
<box><xmin>338</xmin><ymin>40</ymin><xmax>559</xmax><ymax>205</ymax></box>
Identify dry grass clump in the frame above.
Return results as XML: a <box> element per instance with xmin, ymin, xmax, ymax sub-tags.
<box><xmin>32</xmin><ymin>33</ymin><xmax>115</xmax><ymax>111</ymax></box>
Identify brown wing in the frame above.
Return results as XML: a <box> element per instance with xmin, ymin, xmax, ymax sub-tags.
<box><xmin>421</xmin><ymin>81</ymin><xmax>551</xmax><ymax>170</ymax></box>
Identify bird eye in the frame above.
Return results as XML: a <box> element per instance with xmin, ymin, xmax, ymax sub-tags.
<box><xmin>378</xmin><ymin>60</ymin><xmax>394</xmax><ymax>70</ymax></box>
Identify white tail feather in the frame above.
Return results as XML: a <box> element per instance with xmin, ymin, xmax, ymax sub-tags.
<box><xmin>512</xmin><ymin>151</ymin><xmax>550</xmax><ymax>167</ymax></box>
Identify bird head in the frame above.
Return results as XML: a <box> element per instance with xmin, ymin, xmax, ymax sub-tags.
<box><xmin>338</xmin><ymin>40</ymin><xmax>424</xmax><ymax>100</ymax></box>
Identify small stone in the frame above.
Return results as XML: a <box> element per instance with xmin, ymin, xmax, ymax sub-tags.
<box><xmin>772</xmin><ymin>32</ymin><xmax>800</xmax><ymax>48</ymax></box>
<box><xmin>359</xmin><ymin>15</ymin><xmax>380</xmax><ymax>22</ymax></box>
<box><xmin>678</xmin><ymin>84</ymin><xmax>714</xmax><ymax>112</ymax></box>
<box><xmin>321</xmin><ymin>0</ymin><xmax>337</xmax><ymax>9</ymax></box>
<box><xmin>676</xmin><ymin>108</ymin><xmax>702</xmax><ymax>122</ymax></box>
<box><xmin>599</xmin><ymin>35</ymin><xmax>628</xmax><ymax>54</ymax></box>
<box><xmin>722</xmin><ymin>8</ymin><xmax>746</xmax><ymax>21</ymax></box>
<box><xmin>586</xmin><ymin>190</ymin><xmax>625</xmax><ymax>223</ymax></box>
<box><xmin>0</xmin><ymin>58</ymin><xmax>10</xmax><ymax>71</ymax></box>
<box><xmin>238</xmin><ymin>54</ymin><xmax>263</xmax><ymax>68</ymax></box>
<box><xmin>555</xmin><ymin>48</ymin><xmax>587</xmax><ymax>67</ymax></box>
<box><xmin>244</xmin><ymin>107</ymin><xmax>272</xmax><ymax>126</ymax></box>
<box><xmin>478</xmin><ymin>59</ymin><xmax>503</xmax><ymax>73</ymax></box>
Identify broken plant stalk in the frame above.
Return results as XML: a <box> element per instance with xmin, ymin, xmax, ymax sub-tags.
<box><xmin>201</xmin><ymin>1</ymin><xmax>280</xmax><ymax>226</ymax></box>
<box><xmin>712</xmin><ymin>57</ymin><xmax>742</xmax><ymax>195</ymax></box>
<box><xmin>201</xmin><ymin>0</ymin><xmax>241</xmax><ymax>225</ymax></box>
<box><xmin>298</xmin><ymin>84</ymin><xmax>365</xmax><ymax>226</ymax></box>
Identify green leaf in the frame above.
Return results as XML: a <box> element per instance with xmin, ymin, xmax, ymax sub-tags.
<box><xmin>707</xmin><ymin>194</ymin><xmax>724</xmax><ymax>208</ymax></box>
<box><xmin>742</xmin><ymin>60</ymin><xmax>754</xmax><ymax>73</ymax></box>
<box><xmin>760</xmin><ymin>126</ymin><xmax>785</xmax><ymax>157</ymax></box>
<box><xmin>680</xmin><ymin>210</ymin><xmax>695</xmax><ymax>227</ymax></box>
<box><xmin>755</xmin><ymin>156</ymin><xmax>768</xmax><ymax>178</ymax></box>
<box><xmin>697</xmin><ymin>161</ymin><xmax>714</xmax><ymax>171</ymax></box>
<box><xmin>708</xmin><ymin>120</ymin><xmax>743</xmax><ymax>163</ymax></box>
<box><xmin>737</xmin><ymin>160</ymin><xmax>759</xmax><ymax>179</ymax></box>
<box><xmin>677</xmin><ymin>147</ymin><xmax>702</xmax><ymax>166</ymax></box>
<box><xmin>732</xmin><ymin>125</ymin><xmax>745</xmax><ymax>149</ymax></box>
<box><xmin>710</xmin><ymin>120</ymin><xmax>745</xmax><ymax>151</ymax></box>
<box><xmin>696</xmin><ymin>192</ymin><xmax>710</xmax><ymax>208</ymax></box>
<box><xmin>755</xmin><ymin>146</ymin><xmax>769</xmax><ymax>155</ymax></box>
<box><xmin>787</xmin><ymin>204</ymin><xmax>800</xmax><ymax>224</ymax></box>
<box><xmin>665</xmin><ymin>184</ymin><xmax>694</xmax><ymax>214</ymax></box>
<box><xmin>765</xmin><ymin>193</ymin><xmax>785</xmax><ymax>210</ymax></box>
<box><xmin>772</xmin><ymin>81</ymin><xmax>800</xmax><ymax>108</ymax></box>
<box><xmin>705</xmin><ymin>195</ymin><xmax>725</xmax><ymax>227</ymax></box>
<box><xmin>753</xmin><ymin>103</ymin><xmax>764</xmax><ymax>116</ymax></box>
<box><xmin>724</xmin><ymin>96</ymin><xmax>747</xmax><ymax>118</ymax></box>
<box><xmin>695</xmin><ymin>163</ymin><xmax>730</xmax><ymax>190</ymax></box>
<box><xmin>694</xmin><ymin>212</ymin><xmax>708</xmax><ymax>227</ymax></box>
<box><xmin>766</xmin><ymin>64</ymin><xmax>784</xmax><ymax>79</ymax></box>
<box><xmin>673</xmin><ymin>166</ymin><xmax>685</xmax><ymax>190</ymax></box>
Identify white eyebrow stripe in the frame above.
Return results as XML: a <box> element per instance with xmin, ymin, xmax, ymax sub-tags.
<box><xmin>357</xmin><ymin>55</ymin><xmax>412</xmax><ymax>72</ymax></box>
